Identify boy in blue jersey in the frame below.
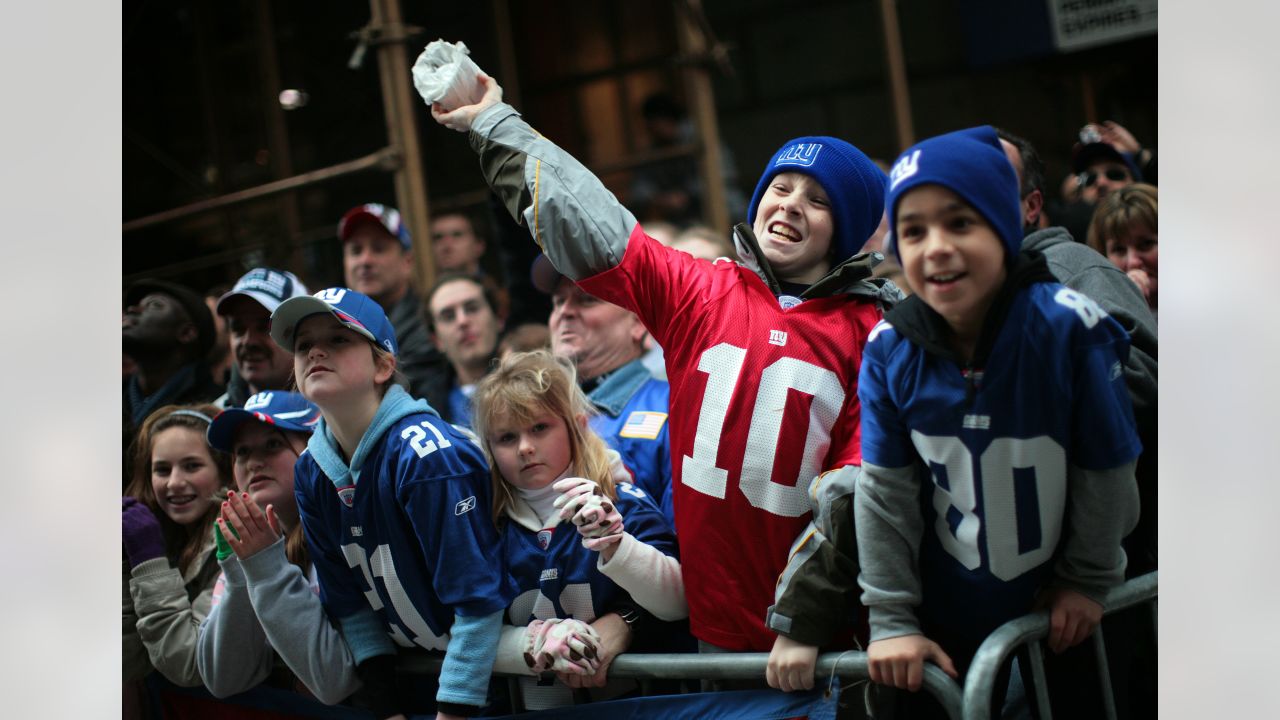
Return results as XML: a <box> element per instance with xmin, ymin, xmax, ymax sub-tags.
<box><xmin>854</xmin><ymin>127</ymin><xmax>1140</xmax><ymax>710</ymax></box>
<box><xmin>270</xmin><ymin>288</ymin><xmax>515</xmax><ymax>719</ymax></box>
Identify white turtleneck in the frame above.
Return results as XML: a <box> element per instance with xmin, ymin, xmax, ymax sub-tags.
<box><xmin>513</xmin><ymin>472</ymin><xmax>569</xmax><ymax>528</ymax></box>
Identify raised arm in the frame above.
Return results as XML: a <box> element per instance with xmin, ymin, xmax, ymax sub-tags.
<box><xmin>431</xmin><ymin>74</ymin><xmax>638</xmax><ymax>284</ymax></box>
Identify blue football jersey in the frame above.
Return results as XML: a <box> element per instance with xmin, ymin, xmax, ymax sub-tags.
<box><xmin>589</xmin><ymin>377</ymin><xmax>675</xmax><ymax>526</ymax></box>
<box><xmin>294</xmin><ymin>412</ymin><xmax>515</xmax><ymax>651</ymax></box>
<box><xmin>503</xmin><ymin>482</ymin><xmax>678</xmax><ymax>626</ymax></box>
<box><xmin>859</xmin><ymin>283</ymin><xmax>1141</xmax><ymax>643</ymax></box>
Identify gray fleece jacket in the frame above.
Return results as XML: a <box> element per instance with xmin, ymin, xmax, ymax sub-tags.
<box><xmin>1022</xmin><ymin>227</ymin><xmax>1157</xmax><ymax>414</ymax></box>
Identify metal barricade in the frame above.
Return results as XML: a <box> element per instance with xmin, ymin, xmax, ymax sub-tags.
<box><xmin>399</xmin><ymin>650</ymin><xmax>966</xmax><ymax>718</ymax></box>
<box><xmin>961</xmin><ymin>571</ymin><xmax>1158</xmax><ymax>720</ymax></box>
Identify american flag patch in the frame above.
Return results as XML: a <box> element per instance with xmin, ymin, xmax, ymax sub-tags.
<box><xmin>618</xmin><ymin>411</ymin><xmax>668</xmax><ymax>440</ymax></box>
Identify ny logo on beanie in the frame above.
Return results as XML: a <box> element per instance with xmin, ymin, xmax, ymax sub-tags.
<box><xmin>889</xmin><ymin>150</ymin><xmax>921</xmax><ymax>192</ymax></box>
<box><xmin>775</xmin><ymin>143</ymin><xmax>823</xmax><ymax>168</ymax></box>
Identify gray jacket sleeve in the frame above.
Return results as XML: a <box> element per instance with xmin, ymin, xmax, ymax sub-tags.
<box><xmin>1052</xmin><ymin>461</ymin><xmax>1140</xmax><ymax>602</ymax></box>
<box><xmin>196</xmin><ymin>558</ymin><xmax>273</xmax><ymax>697</ymax></box>
<box><xmin>1051</xmin><ymin>249</ymin><xmax>1158</xmax><ymax>414</ymax></box>
<box><xmin>130</xmin><ymin>556</ymin><xmax>218</xmax><ymax>687</ymax></box>
<box><xmin>469</xmin><ymin>102</ymin><xmax>639</xmax><ymax>282</ymax></box>
<box><xmin>239</xmin><ymin>537</ymin><xmax>361</xmax><ymax>705</ymax></box>
<box><xmin>854</xmin><ymin>462</ymin><xmax>926</xmax><ymax>642</ymax></box>
<box><xmin>767</xmin><ymin>465</ymin><xmax>862</xmax><ymax>647</ymax></box>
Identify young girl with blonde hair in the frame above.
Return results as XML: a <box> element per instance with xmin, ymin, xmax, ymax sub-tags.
<box><xmin>472</xmin><ymin>350</ymin><xmax>685</xmax><ymax>709</ymax></box>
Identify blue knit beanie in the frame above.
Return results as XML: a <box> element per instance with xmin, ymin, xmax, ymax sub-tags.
<box><xmin>747</xmin><ymin>136</ymin><xmax>887</xmax><ymax>266</ymax></box>
<box><xmin>884</xmin><ymin>126</ymin><xmax>1022</xmax><ymax>265</ymax></box>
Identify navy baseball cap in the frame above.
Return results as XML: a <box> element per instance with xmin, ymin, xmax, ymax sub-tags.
<box><xmin>207</xmin><ymin>391</ymin><xmax>321</xmax><ymax>452</ymax></box>
<box><xmin>215</xmin><ymin>267</ymin><xmax>310</xmax><ymax>316</ymax></box>
<box><xmin>270</xmin><ymin>287</ymin><xmax>399</xmax><ymax>355</ymax></box>
<box><xmin>337</xmin><ymin>203</ymin><xmax>412</xmax><ymax>250</ymax></box>
<box><xmin>1072</xmin><ymin>142</ymin><xmax>1143</xmax><ymax>182</ymax></box>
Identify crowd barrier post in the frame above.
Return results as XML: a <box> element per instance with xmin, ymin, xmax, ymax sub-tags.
<box><xmin>960</xmin><ymin>571</ymin><xmax>1158</xmax><ymax>720</ymax></box>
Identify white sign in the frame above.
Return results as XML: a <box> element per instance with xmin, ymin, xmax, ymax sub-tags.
<box><xmin>1047</xmin><ymin>0</ymin><xmax>1157</xmax><ymax>52</ymax></box>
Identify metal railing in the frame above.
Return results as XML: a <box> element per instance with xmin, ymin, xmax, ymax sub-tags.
<box><xmin>962</xmin><ymin>571</ymin><xmax>1158</xmax><ymax>720</ymax></box>
<box><xmin>399</xmin><ymin>649</ymin><xmax>965</xmax><ymax>718</ymax></box>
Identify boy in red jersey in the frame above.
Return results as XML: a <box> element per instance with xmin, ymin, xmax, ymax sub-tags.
<box><xmin>430</xmin><ymin>74</ymin><xmax>896</xmax><ymax>661</ymax></box>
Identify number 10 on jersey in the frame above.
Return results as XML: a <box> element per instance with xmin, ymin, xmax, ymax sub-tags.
<box><xmin>681</xmin><ymin>343</ymin><xmax>846</xmax><ymax>518</ymax></box>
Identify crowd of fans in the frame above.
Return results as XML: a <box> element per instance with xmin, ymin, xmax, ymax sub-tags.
<box><xmin>123</xmin><ymin>67</ymin><xmax>1156</xmax><ymax>720</ymax></box>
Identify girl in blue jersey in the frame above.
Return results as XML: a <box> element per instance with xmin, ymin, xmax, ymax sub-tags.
<box><xmin>195</xmin><ymin>390</ymin><xmax>363</xmax><ymax>705</ymax></box>
<box><xmin>123</xmin><ymin>404</ymin><xmax>230</xmax><ymax>692</ymax></box>
<box><xmin>854</xmin><ymin>127</ymin><xmax>1141</xmax><ymax>716</ymax></box>
<box><xmin>269</xmin><ymin>288</ymin><xmax>514</xmax><ymax>720</ymax></box>
<box><xmin>472</xmin><ymin>350</ymin><xmax>686</xmax><ymax>710</ymax></box>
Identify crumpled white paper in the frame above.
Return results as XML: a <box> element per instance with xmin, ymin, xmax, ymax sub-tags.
<box><xmin>412</xmin><ymin>39</ymin><xmax>485</xmax><ymax>110</ymax></box>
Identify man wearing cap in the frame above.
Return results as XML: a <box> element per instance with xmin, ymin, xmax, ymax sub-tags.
<box><xmin>122</xmin><ymin>279</ymin><xmax>223</xmax><ymax>483</ymax></box>
<box><xmin>337</xmin><ymin>203</ymin><xmax>446</xmax><ymax>402</ymax></box>
<box><xmin>533</xmin><ymin>254</ymin><xmax>674</xmax><ymax>524</ymax></box>
<box><xmin>213</xmin><ymin>268</ymin><xmax>309</xmax><ymax>409</ymax></box>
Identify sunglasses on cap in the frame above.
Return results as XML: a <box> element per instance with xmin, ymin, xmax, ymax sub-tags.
<box><xmin>1078</xmin><ymin>167</ymin><xmax>1130</xmax><ymax>187</ymax></box>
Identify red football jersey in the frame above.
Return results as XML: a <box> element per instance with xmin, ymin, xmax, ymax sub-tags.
<box><xmin>577</xmin><ymin>228</ymin><xmax>882</xmax><ymax>650</ymax></box>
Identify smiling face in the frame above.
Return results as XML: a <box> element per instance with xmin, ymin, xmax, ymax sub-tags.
<box><xmin>150</xmin><ymin>427</ymin><xmax>222</xmax><ymax>526</ymax></box>
<box><xmin>222</xmin><ymin>297</ymin><xmax>294</xmax><ymax>393</ymax></box>
<box><xmin>292</xmin><ymin>314</ymin><xmax>393</xmax><ymax>407</ymax></box>
<box><xmin>486</xmin><ymin>410</ymin><xmax>573</xmax><ymax>492</ymax></box>
<box><xmin>230</xmin><ymin>422</ymin><xmax>307</xmax><ymax>517</ymax></box>
<box><xmin>896</xmin><ymin>185</ymin><xmax>1007</xmax><ymax>352</ymax></box>
<box><xmin>751</xmin><ymin>172</ymin><xmax>835</xmax><ymax>284</ymax></box>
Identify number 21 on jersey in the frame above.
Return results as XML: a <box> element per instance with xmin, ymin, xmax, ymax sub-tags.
<box><xmin>681</xmin><ymin>342</ymin><xmax>845</xmax><ymax>518</ymax></box>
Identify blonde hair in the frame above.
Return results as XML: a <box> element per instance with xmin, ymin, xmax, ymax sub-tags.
<box><xmin>125</xmin><ymin>403</ymin><xmax>232</xmax><ymax>575</ymax></box>
<box><xmin>1086</xmin><ymin>183</ymin><xmax>1158</xmax><ymax>255</ymax></box>
<box><xmin>472</xmin><ymin>350</ymin><xmax>616</xmax><ymax>524</ymax></box>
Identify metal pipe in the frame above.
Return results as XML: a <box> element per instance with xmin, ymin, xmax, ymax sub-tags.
<box><xmin>368</xmin><ymin>0</ymin><xmax>436</xmax><ymax>293</ymax></box>
<box><xmin>962</xmin><ymin>571</ymin><xmax>1158</xmax><ymax>718</ymax></box>
<box><xmin>877</xmin><ymin>0</ymin><xmax>915</xmax><ymax>151</ymax></box>
<box><xmin>122</xmin><ymin>147</ymin><xmax>400</xmax><ymax>234</ymax></box>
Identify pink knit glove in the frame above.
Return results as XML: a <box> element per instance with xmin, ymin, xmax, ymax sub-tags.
<box><xmin>522</xmin><ymin>618</ymin><xmax>602</xmax><ymax>675</ymax></box>
<box><xmin>552</xmin><ymin>477</ymin><xmax>624</xmax><ymax>551</ymax></box>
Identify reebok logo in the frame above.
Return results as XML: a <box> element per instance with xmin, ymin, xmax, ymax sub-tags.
<box><xmin>775</xmin><ymin>143</ymin><xmax>823</xmax><ymax>168</ymax></box>
<box><xmin>889</xmin><ymin>150</ymin><xmax>921</xmax><ymax>191</ymax></box>
<box><xmin>455</xmin><ymin>495</ymin><xmax>477</xmax><ymax>516</ymax></box>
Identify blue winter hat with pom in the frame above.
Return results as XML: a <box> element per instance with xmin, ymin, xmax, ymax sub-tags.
<box><xmin>884</xmin><ymin>125</ymin><xmax>1022</xmax><ymax>264</ymax></box>
<box><xmin>747</xmin><ymin>136</ymin><xmax>887</xmax><ymax>267</ymax></box>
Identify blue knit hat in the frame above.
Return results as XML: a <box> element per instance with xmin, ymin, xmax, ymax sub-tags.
<box><xmin>885</xmin><ymin>126</ymin><xmax>1022</xmax><ymax>265</ymax></box>
<box><xmin>747</xmin><ymin>136</ymin><xmax>887</xmax><ymax>266</ymax></box>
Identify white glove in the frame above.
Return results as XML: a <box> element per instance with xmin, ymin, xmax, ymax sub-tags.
<box><xmin>522</xmin><ymin>618</ymin><xmax>602</xmax><ymax>675</ymax></box>
<box><xmin>553</xmin><ymin>477</ymin><xmax>624</xmax><ymax>551</ymax></box>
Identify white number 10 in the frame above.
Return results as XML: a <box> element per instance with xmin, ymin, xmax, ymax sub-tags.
<box><xmin>681</xmin><ymin>343</ymin><xmax>846</xmax><ymax>518</ymax></box>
